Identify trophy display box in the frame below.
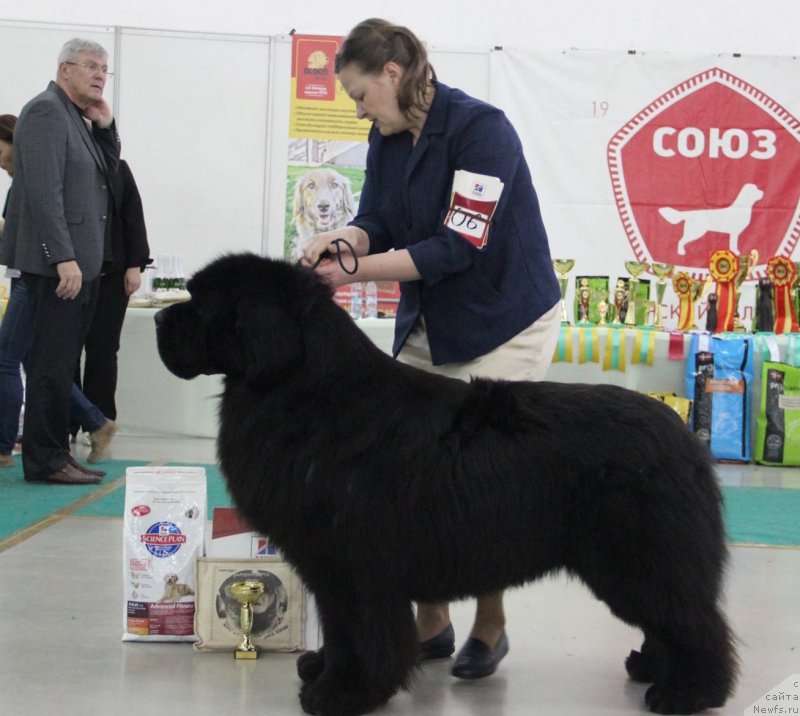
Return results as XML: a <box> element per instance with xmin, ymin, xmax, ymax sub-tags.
<box><xmin>194</xmin><ymin>557</ymin><xmax>320</xmax><ymax>653</ymax></box>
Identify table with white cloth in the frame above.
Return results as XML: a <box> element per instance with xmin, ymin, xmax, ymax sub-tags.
<box><xmin>115</xmin><ymin>310</ymin><xmax>395</xmax><ymax>437</ymax></box>
<box><xmin>116</xmin><ymin>310</ymin><xmax>782</xmax><ymax>439</ymax></box>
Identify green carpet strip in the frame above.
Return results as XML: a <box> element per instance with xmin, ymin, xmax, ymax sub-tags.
<box><xmin>1</xmin><ymin>461</ymin><xmax>799</xmax><ymax>548</ymax></box>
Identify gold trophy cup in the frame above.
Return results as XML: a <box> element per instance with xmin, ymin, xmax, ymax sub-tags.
<box><xmin>553</xmin><ymin>259</ymin><xmax>576</xmax><ymax>324</ymax></box>
<box><xmin>623</xmin><ymin>261</ymin><xmax>650</xmax><ymax>326</ymax></box>
<box><xmin>231</xmin><ymin>580</ymin><xmax>265</xmax><ymax>660</ymax></box>
<box><xmin>649</xmin><ymin>262</ymin><xmax>674</xmax><ymax>330</ymax></box>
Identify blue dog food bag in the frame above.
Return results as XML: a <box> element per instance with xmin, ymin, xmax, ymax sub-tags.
<box><xmin>685</xmin><ymin>333</ymin><xmax>753</xmax><ymax>462</ymax></box>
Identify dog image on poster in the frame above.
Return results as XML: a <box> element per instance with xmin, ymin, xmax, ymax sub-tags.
<box><xmin>289</xmin><ymin>167</ymin><xmax>356</xmax><ymax>261</ymax></box>
<box><xmin>155</xmin><ymin>253</ymin><xmax>737</xmax><ymax>716</ymax></box>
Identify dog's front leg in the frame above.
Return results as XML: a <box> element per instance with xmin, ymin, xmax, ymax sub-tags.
<box><xmin>298</xmin><ymin>589</ymin><xmax>417</xmax><ymax>716</ymax></box>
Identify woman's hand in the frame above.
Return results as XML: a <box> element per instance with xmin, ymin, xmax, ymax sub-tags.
<box><xmin>300</xmin><ymin>226</ymin><xmax>368</xmax><ymax>287</ymax></box>
<box><xmin>300</xmin><ymin>226</ymin><xmax>367</xmax><ymax>267</ymax></box>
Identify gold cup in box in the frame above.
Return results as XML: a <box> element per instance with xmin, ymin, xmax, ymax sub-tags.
<box><xmin>649</xmin><ymin>262</ymin><xmax>674</xmax><ymax>330</ymax></box>
<box><xmin>553</xmin><ymin>259</ymin><xmax>575</xmax><ymax>325</ymax></box>
<box><xmin>231</xmin><ymin>580</ymin><xmax>265</xmax><ymax>659</ymax></box>
<box><xmin>623</xmin><ymin>261</ymin><xmax>650</xmax><ymax>327</ymax></box>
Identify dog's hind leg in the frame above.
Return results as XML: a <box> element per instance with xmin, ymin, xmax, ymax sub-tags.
<box><xmin>572</xmin><ymin>491</ymin><xmax>736</xmax><ymax>713</ymax></box>
<box><xmin>298</xmin><ymin>589</ymin><xmax>417</xmax><ymax>716</ymax></box>
<box><xmin>642</xmin><ymin>606</ymin><xmax>737</xmax><ymax>715</ymax></box>
<box><xmin>297</xmin><ymin>646</ymin><xmax>326</xmax><ymax>684</ymax></box>
<box><xmin>600</xmin><ymin>583</ymin><xmax>736</xmax><ymax>714</ymax></box>
<box><xmin>625</xmin><ymin>632</ymin><xmax>668</xmax><ymax>684</ymax></box>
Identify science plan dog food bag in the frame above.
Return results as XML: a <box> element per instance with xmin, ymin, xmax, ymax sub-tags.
<box><xmin>122</xmin><ymin>466</ymin><xmax>207</xmax><ymax>641</ymax></box>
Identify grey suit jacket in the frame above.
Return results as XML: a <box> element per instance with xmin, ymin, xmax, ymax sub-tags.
<box><xmin>0</xmin><ymin>81</ymin><xmax>121</xmax><ymax>281</ymax></box>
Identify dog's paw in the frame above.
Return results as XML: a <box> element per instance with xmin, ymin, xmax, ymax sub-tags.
<box><xmin>297</xmin><ymin>649</ymin><xmax>325</xmax><ymax>683</ymax></box>
<box><xmin>299</xmin><ymin>680</ymin><xmax>394</xmax><ymax>716</ymax></box>
<box><xmin>626</xmin><ymin>648</ymin><xmax>663</xmax><ymax>683</ymax></box>
<box><xmin>645</xmin><ymin>683</ymin><xmax>722</xmax><ymax>715</ymax></box>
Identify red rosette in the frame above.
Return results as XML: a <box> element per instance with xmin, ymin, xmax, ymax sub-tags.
<box><xmin>766</xmin><ymin>256</ymin><xmax>796</xmax><ymax>287</ymax></box>
<box><xmin>672</xmin><ymin>271</ymin><xmax>693</xmax><ymax>296</ymax></box>
<box><xmin>708</xmin><ymin>250</ymin><xmax>739</xmax><ymax>283</ymax></box>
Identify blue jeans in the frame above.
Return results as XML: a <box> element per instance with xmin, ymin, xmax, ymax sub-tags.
<box><xmin>0</xmin><ymin>278</ymin><xmax>106</xmax><ymax>456</ymax></box>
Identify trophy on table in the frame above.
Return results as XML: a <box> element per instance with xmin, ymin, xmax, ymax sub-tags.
<box><xmin>552</xmin><ymin>259</ymin><xmax>576</xmax><ymax>325</ymax></box>
<box><xmin>610</xmin><ymin>279</ymin><xmax>627</xmax><ymax>326</ymax></box>
<box><xmin>623</xmin><ymin>260</ymin><xmax>650</xmax><ymax>327</ymax></box>
<box><xmin>649</xmin><ymin>262</ymin><xmax>674</xmax><ymax>330</ymax></box>
<box><xmin>231</xmin><ymin>580</ymin><xmax>265</xmax><ymax>660</ymax></box>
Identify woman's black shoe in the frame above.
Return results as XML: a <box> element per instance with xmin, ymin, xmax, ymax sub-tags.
<box><xmin>451</xmin><ymin>631</ymin><xmax>509</xmax><ymax>679</ymax></box>
<box><xmin>418</xmin><ymin>623</ymin><xmax>455</xmax><ymax>661</ymax></box>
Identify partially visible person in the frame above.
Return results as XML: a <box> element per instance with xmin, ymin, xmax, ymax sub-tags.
<box><xmin>0</xmin><ymin>112</ymin><xmax>117</xmax><ymax>470</ymax></box>
<box><xmin>0</xmin><ymin>38</ymin><xmax>121</xmax><ymax>483</ymax></box>
<box><xmin>76</xmin><ymin>158</ymin><xmax>150</xmax><ymax>428</ymax></box>
<box><xmin>302</xmin><ymin>19</ymin><xmax>561</xmax><ymax>681</ymax></box>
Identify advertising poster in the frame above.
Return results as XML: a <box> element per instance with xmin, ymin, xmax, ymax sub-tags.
<box><xmin>286</xmin><ymin>34</ymin><xmax>400</xmax><ymax>316</ymax></box>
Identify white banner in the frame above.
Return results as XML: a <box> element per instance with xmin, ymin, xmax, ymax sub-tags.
<box><xmin>491</xmin><ymin>49</ymin><xmax>800</xmax><ymax>329</ymax></box>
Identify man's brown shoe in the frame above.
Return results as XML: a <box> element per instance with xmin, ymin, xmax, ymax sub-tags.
<box><xmin>0</xmin><ymin>453</ymin><xmax>14</xmax><ymax>468</ymax></box>
<box><xmin>45</xmin><ymin>462</ymin><xmax>103</xmax><ymax>485</ymax></box>
<box><xmin>88</xmin><ymin>420</ymin><xmax>118</xmax><ymax>464</ymax></box>
<box><xmin>67</xmin><ymin>455</ymin><xmax>106</xmax><ymax>478</ymax></box>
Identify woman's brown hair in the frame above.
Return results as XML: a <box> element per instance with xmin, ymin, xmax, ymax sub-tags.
<box><xmin>335</xmin><ymin>19</ymin><xmax>436</xmax><ymax>120</ymax></box>
<box><xmin>0</xmin><ymin>114</ymin><xmax>16</xmax><ymax>143</ymax></box>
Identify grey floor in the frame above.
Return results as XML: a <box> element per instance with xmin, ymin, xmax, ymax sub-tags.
<box><xmin>1</xmin><ymin>435</ymin><xmax>798</xmax><ymax>715</ymax></box>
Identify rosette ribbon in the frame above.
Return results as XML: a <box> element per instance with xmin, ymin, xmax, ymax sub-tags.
<box><xmin>708</xmin><ymin>249</ymin><xmax>739</xmax><ymax>333</ymax></box>
<box><xmin>766</xmin><ymin>256</ymin><xmax>799</xmax><ymax>334</ymax></box>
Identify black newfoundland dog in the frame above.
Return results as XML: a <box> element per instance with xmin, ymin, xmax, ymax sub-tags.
<box><xmin>155</xmin><ymin>253</ymin><xmax>736</xmax><ymax>716</ymax></box>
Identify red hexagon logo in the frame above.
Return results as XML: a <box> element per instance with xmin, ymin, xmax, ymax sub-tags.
<box><xmin>608</xmin><ymin>67</ymin><xmax>800</xmax><ymax>278</ymax></box>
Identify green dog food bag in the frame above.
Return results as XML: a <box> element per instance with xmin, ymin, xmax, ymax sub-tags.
<box><xmin>755</xmin><ymin>334</ymin><xmax>800</xmax><ymax>465</ymax></box>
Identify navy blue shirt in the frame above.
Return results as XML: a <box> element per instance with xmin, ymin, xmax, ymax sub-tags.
<box><xmin>352</xmin><ymin>82</ymin><xmax>560</xmax><ymax>365</ymax></box>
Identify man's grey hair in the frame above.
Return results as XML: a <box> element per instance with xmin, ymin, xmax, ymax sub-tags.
<box><xmin>58</xmin><ymin>38</ymin><xmax>108</xmax><ymax>65</ymax></box>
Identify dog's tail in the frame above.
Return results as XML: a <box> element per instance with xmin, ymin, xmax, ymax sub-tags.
<box><xmin>658</xmin><ymin>206</ymin><xmax>684</xmax><ymax>225</ymax></box>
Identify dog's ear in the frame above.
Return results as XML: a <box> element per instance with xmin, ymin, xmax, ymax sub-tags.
<box><xmin>292</xmin><ymin>174</ymin><xmax>308</xmax><ymax>218</ymax></box>
<box><xmin>236</xmin><ymin>299</ymin><xmax>304</xmax><ymax>388</ymax></box>
<box><xmin>335</xmin><ymin>172</ymin><xmax>356</xmax><ymax>218</ymax></box>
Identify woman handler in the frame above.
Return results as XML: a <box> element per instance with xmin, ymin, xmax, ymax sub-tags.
<box><xmin>302</xmin><ymin>18</ymin><xmax>561</xmax><ymax>680</ymax></box>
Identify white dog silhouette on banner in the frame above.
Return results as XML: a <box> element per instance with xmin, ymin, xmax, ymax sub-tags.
<box><xmin>659</xmin><ymin>182</ymin><xmax>764</xmax><ymax>256</ymax></box>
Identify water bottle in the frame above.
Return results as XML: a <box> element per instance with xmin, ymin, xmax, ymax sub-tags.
<box><xmin>365</xmin><ymin>281</ymin><xmax>378</xmax><ymax>318</ymax></box>
<box><xmin>174</xmin><ymin>255</ymin><xmax>187</xmax><ymax>290</ymax></box>
<box><xmin>350</xmin><ymin>282</ymin><xmax>363</xmax><ymax>319</ymax></box>
<box><xmin>153</xmin><ymin>254</ymin><xmax>167</xmax><ymax>292</ymax></box>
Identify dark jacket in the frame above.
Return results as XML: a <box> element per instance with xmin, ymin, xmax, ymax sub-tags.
<box><xmin>352</xmin><ymin>82</ymin><xmax>560</xmax><ymax>365</ymax></box>
<box><xmin>108</xmin><ymin>159</ymin><xmax>150</xmax><ymax>273</ymax></box>
<box><xmin>0</xmin><ymin>81</ymin><xmax>120</xmax><ymax>280</ymax></box>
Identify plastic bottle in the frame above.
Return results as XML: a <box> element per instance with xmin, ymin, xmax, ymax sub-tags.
<box><xmin>350</xmin><ymin>282</ymin><xmax>363</xmax><ymax>319</ymax></box>
<box><xmin>365</xmin><ymin>281</ymin><xmax>378</xmax><ymax>318</ymax></box>
<box><xmin>174</xmin><ymin>255</ymin><xmax>186</xmax><ymax>290</ymax></box>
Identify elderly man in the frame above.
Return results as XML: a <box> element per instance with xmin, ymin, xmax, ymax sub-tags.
<box><xmin>0</xmin><ymin>38</ymin><xmax>120</xmax><ymax>484</ymax></box>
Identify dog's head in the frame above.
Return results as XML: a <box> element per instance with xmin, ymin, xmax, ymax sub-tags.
<box><xmin>292</xmin><ymin>168</ymin><xmax>355</xmax><ymax>235</ymax></box>
<box><xmin>155</xmin><ymin>253</ymin><xmax>334</xmax><ymax>388</ymax></box>
<box><xmin>164</xmin><ymin>574</ymin><xmax>178</xmax><ymax>585</ymax></box>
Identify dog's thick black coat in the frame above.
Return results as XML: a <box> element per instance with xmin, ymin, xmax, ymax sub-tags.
<box><xmin>155</xmin><ymin>254</ymin><xmax>737</xmax><ymax>716</ymax></box>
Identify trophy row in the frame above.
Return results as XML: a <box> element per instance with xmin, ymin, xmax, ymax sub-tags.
<box><xmin>553</xmin><ymin>259</ymin><xmax>675</xmax><ymax>330</ymax></box>
<box><xmin>554</xmin><ymin>250</ymin><xmax>800</xmax><ymax>333</ymax></box>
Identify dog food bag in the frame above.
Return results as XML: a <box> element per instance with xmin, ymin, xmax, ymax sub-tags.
<box><xmin>684</xmin><ymin>333</ymin><xmax>754</xmax><ymax>462</ymax></box>
<box><xmin>755</xmin><ymin>360</ymin><xmax>800</xmax><ymax>465</ymax></box>
<box><xmin>122</xmin><ymin>466</ymin><xmax>207</xmax><ymax>642</ymax></box>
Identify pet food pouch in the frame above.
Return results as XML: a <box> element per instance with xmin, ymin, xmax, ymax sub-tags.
<box><xmin>122</xmin><ymin>466</ymin><xmax>207</xmax><ymax>642</ymax></box>
<box><xmin>685</xmin><ymin>333</ymin><xmax>753</xmax><ymax>462</ymax></box>
<box><xmin>755</xmin><ymin>361</ymin><xmax>800</xmax><ymax>465</ymax></box>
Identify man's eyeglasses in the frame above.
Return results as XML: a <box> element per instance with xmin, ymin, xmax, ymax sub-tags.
<box><xmin>64</xmin><ymin>61</ymin><xmax>113</xmax><ymax>77</ymax></box>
